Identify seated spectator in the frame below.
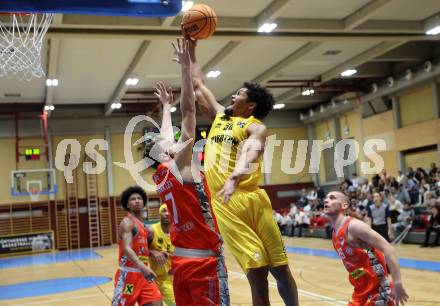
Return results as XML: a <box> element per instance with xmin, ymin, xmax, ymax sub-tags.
<box><xmin>351</xmin><ymin>173</ymin><xmax>359</xmax><ymax>189</ymax></box>
<box><xmin>294</xmin><ymin>208</ymin><xmax>310</xmax><ymax>237</ymax></box>
<box><xmin>273</xmin><ymin>209</ymin><xmax>283</xmax><ymax>231</ymax></box>
<box><xmin>279</xmin><ymin>211</ymin><xmax>290</xmax><ymax>235</ymax></box>
<box><xmin>421</xmin><ymin>203</ymin><xmax>440</xmax><ymax>248</ymax></box>
<box><xmin>391</xmin><ymin>202</ymin><xmax>414</xmax><ymax>236</ymax></box>
<box><xmin>388</xmin><ymin>195</ymin><xmax>403</xmax><ymax>223</ymax></box>
<box><xmin>395</xmin><ymin>183</ymin><xmax>410</xmax><ymax>205</ymax></box>
<box><xmin>298</xmin><ymin>188</ymin><xmax>308</xmax><ymax>208</ymax></box>
<box><xmin>307</xmin><ymin>188</ymin><xmax>317</xmax><ymax>201</ymax></box>
<box><xmin>316</xmin><ymin>186</ymin><xmax>325</xmax><ymax>201</ymax></box>
<box><xmin>396</xmin><ymin>170</ymin><xmax>405</xmax><ymax>184</ymax></box>
<box><xmin>288</xmin><ymin>202</ymin><xmax>297</xmax><ymax>218</ymax></box>
<box><xmin>429</xmin><ymin>162</ymin><xmax>437</xmax><ymax>179</ymax></box>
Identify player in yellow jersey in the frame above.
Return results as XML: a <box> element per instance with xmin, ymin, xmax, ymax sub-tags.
<box><xmin>149</xmin><ymin>204</ymin><xmax>175</xmax><ymax>306</ymax></box>
<box><xmin>184</xmin><ymin>33</ymin><xmax>299</xmax><ymax>306</ymax></box>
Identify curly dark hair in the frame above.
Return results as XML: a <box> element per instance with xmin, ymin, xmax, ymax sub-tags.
<box><xmin>243</xmin><ymin>82</ymin><xmax>275</xmax><ymax>119</ymax></box>
<box><xmin>120</xmin><ymin>186</ymin><xmax>147</xmax><ymax>211</ymax></box>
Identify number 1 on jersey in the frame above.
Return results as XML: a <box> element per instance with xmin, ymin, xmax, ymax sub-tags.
<box><xmin>165</xmin><ymin>192</ymin><xmax>178</xmax><ymax>224</ymax></box>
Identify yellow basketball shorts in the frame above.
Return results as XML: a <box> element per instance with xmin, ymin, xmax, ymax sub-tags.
<box><xmin>156</xmin><ymin>277</ymin><xmax>175</xmax><ymax>306</ymax></box>
<box><xmin>212</xmin><ymin>188</ymin><xmax>288</xmax><ymax>273</ymax></box>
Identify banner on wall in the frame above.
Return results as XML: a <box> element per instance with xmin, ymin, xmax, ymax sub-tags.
<box><xmin>0</xmin><ymin>231</ymin><xmax>54</xmax><ymax>256</ymax></box>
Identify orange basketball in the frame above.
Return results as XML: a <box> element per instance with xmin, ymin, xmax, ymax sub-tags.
<box><xmin>182</xmin><ymin>4</ymin><xmax>217</xmax><ymax>40</ymax></box>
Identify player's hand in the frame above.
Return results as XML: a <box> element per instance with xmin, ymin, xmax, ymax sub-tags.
<box><xmin>394</xmin><ymin>282</ymin><xmax>409</xmax><ymax>306</ymax></box>
<box><xmin>154</xmin><ymin>81</ymin><xmax>173</xmax><ymax>107</ymax></box>
<box><xmin>149</xmin><ymin>250</ymin><xmax>167</xmax><ymax>266</ymax></box>
<box><xmin>217</xmin><ymin>175</ymin><xmax>238</xmax><ymax>204</ymax></box>
<box><xmin>181</xmin><ymin>24</ymin><xmax>197</xmax><ymax>46</ymax></box>
<box><xmin>172</xmin><ymin>37</ymin><xmax>190</xmax><ymax>66</ymax></box>
<box><xmin>140</xmin><ymin>264</ymin><xmax>157</xmax><ymax>282</ymax></box>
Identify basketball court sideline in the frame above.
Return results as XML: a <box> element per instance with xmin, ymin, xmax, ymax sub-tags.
<box><xmin>0</xmin><ymin>238</ymin><xmax>439</xmax><ymax>305</ymax></box>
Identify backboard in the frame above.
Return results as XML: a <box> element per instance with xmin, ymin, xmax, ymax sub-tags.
<box><xmin>11</xmin><ymin>169</ymin><xmax>57</xmax><ymax>200</ymax></box>
<box><xmin>0</xmin><ymin>0</ymin><xmax>182</xmax><ymax>17</ymax></box>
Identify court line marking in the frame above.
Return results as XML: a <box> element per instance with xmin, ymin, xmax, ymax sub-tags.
<box><xmin>229</xmin><ymin>270</ymin><xmax>346</xmax><ymax>305</ymax></box>
<box><xmin>11</xmin><ymin>291</ymin><xmax>114</xmax><ymax>306</ymax></box>
<box><xmin>11</xmin><ymin>271</ymin><xmax>346</xmax><ymax>306</ymax></box>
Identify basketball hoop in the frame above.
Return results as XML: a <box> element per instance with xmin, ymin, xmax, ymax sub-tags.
<box><xmin>26</xmin><ymin>180</ymin><xmax>42</xmax><ymax>202</ymax></box>
<box><xmin>29</xmin><ymin>187</ymin><xmax>41</xmax><ymax>202</ymax></box>
<box><xmin>0</xmin><ymin>12</ymin><xmax>53</xmax><ymax>80</ymax></box>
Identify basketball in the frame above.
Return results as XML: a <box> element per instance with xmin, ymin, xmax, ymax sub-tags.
<box><xmin>182</xmin><ymin>4</ymin><xmax>217</xmax><ymax>40</ymax></box>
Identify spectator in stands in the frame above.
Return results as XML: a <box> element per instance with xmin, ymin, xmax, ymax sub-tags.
<box><xmin>362</xmin><ymin>192</ymin><xmax>374</xmax><ymax>208</ymax></box>
<box><xmin>279</xmin><ymin>211</ymin><xmax>290</xmax><ymax>235</ymax></box>
<box><xmin>273</xmin><ymin>209</ymin><xmax>283</xmax><ymax>231</ymax></box>
<box><xmin>403</xmin><ymin>175</ymin><xmax>419</xmax><ymax>205</ymax></box>
<box><xmin>421</xmin><ymin>203</ymin><xmax>440</xmax><ymax>248</ymax></box>
<box><xmin>395</xmin><ymin>183</ymin><xmax>410</xmax><ymax>205</ymax></box>
<box><xmin>298</xmin><ymin>188</ymin><xmax>308</xmax><ymax>208</ymax></box>
<box><xmin>396</xmin><ymin>170</ymin><xmax>405</xmax><ymax>184</ymax></box>
<box><xmin>429</xmin><ymin>163</ymin><xmax>437</xmax><ymax>179</ymax></box>
<box><xmin>294</xmin><ymin>208</ymin><xmax>310</xmax><ymax>237</ymax></box>
<box><xmin>367</xmin><ymin>192</ymin><xmax>392</xmax><ymax>241</ymax></box>
<box><xmin>388</xmin><ymin>195</ymin><xmax>403</xmax><ymax>223</ymax></box>
<box><xmin>391</xmin><ymin>202</ymin><xmax>414</xmax><ymax>237</ymax></box>
<box><xmin>351</xmin><ymin>173</ymin><xmax>359</xmax><ymax>189</ymax></box>
<box><xmin>316</xmin><ymin>186</ymin><xmax>326</xmax><ymax>201</ymax></box>
<box><xmin>307</xmin><ymin>188</ymin><xmax>317</xmax><ymax>201</ymax></box>
<box><xmin>289</xmin><ymin>202</ymin><xmax>297</xmax><ymax>218</ymax></box>
<box><xmin>407</xmin><ymin>167</ymin><xmax>415</xmax><ymax>179</ymax></box>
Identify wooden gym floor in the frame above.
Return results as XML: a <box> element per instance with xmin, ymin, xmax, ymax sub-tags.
<box><xmin>0</xmin><ymin>237</ymin><xmax>439</xmax><ymax>306</ymax></box>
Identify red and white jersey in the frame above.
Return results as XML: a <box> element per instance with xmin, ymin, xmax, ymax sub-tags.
<box><xmin>153</xmin><ymin>164</ymin><xmax>222</xmax><ymax>253</ymax></box>
<box><xmin>332</xmin><ymin>217</ymin><xmax>392</xmax><ymax>299</ymax></box>
<box><xmin>118</xmin><ymin>213</ymin><xmax>150</xmax><ymax>268</ymax></box>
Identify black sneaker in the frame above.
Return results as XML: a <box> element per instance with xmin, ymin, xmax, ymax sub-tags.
<box><xmin>420</xmin><ymin>244</ymin><xmax>429</xmax><ymax>248</ymax></box>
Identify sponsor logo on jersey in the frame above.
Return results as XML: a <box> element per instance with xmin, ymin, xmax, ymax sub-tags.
<box><xmin>123</xmin><ymin>284</ymin><xmax>134</xmax><ymax>295</ymax></box>
<box><xmin>237</xmin><ymin>121</ymin><xmax>245</xmax><ymax>128</ymax></box>
<box><xmin>350</xmin><ymin>268</ymin><xmax>366</xmax><ymax>279</ymax></box>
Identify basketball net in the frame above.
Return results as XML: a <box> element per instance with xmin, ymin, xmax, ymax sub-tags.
<box><xmin>0</xmin><ymin>13</ymin><xmax>53</xmax><ymax>80</ymax></box>
<box><xmin>29</xmin><ymin>187</ymin><xmax>41</xmax><ymax>202</ymax></box>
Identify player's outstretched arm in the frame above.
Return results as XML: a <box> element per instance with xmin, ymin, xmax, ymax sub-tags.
<box><xmin>120</xmin><ymin>218</ymin><xmax>157</xmax><ymax>280</ymax></box>
<box><xmin>172</xmin><ymin>37</ymin><xmax>196</xmax><ymax>170</ymax></box>
<box><xmin>348</xmin><ymin>219</ymin><xmax>409</xmax><ymax>306</ymax></box>
<box><xmin>186</xmin><ymin>37</ymin><xmax>224</xmax><ymax>122</ymax></box>
<box><xmin>154</xmin><ymin>81</ymin><xmax>174</xmax><ymax>143</ymax></box>
<box><xmin>218</xmin><ymin>123</ymin><xmax>267</xmax><ymax>203</ymax></box>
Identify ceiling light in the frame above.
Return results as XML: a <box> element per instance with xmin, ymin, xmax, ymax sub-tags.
<box><xmin>257</xmin><ymin>23</ymin><xmax>277</xmax><ymax>33</ymax></box>
<box><xmin>46</xmin><ymin>78</ymin><xmax>59</xmax><ymax>87</ymax></box>
<box><xmin>111</xmin><ymin>102</ymin><xmax>122</xmax><ymax>109</ymax></box>
<box><xmin>301</xmin><ymin>88</ymin><xmax>315</xmax><ymax>96</ymax></box>
<box><xmin>206</xmin><ymin>70</ymin><xmax>221</xmax><ymax>78</ymax></box>
<box><xmin>426</xmin><ymin>25</ymin><xmax>440</xmax><ymax>35</ymax></box>
<box><xmin>273</xmin><ymin>103</ymin><xmax>285</xmax><ymax>110</ymax></box>
<box><xmin>126</xmin><ymin>78</ymin><xmax>139</xmax><ymax>86</ymax></box>
<box><xmin>340</xmin><ymin>69</ymin><xmax>357</xmax><ymax>77</ymax></box>
<box><xmin>170</xmin><ymin>106</ymin><xmax>177</xmax><ymax>113</ymax></box>
<box><xmin>181</xmin><ymin>1</ymin><xmax>194</xmax><ymax>12</ymax></box>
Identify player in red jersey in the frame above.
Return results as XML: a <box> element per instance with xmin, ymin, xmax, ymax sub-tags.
<box><xmin>112</xmin><ymin>186</ymin><xmax>163</xmax><ymax>306</ymax></box>
<box><xmin>324</xmin><ymin>191</ymin><xmax>409</xmax><ymax>306</ymax></box>
<box><xmin>144</xmin><ymin>38</ymin><xmax>229</xmax><ymax>306</ymax></box>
